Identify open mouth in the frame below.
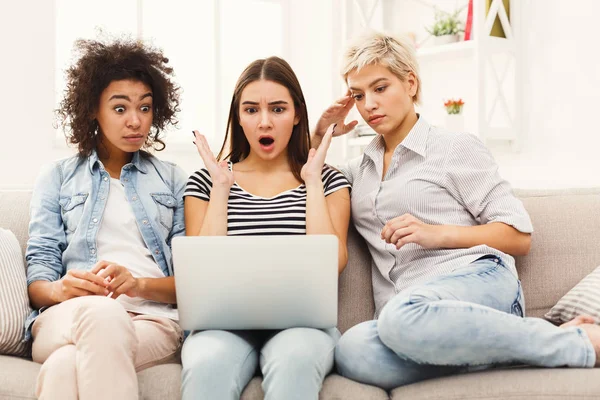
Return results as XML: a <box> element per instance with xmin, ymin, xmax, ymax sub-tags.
<box><xmin>259</xmin><ymin>137</ymin><xmax>275</xmax><ymax>146</ymax></box>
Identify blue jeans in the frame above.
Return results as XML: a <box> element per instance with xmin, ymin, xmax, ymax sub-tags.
<box><xmin>335</xmin><ymin>256</ymin><xmax>596</xmax><ymax>391</ymax></box>
<box><xmin>181</xmin><ymin>327</ymin><xmax>340</xmax><ymax>400</ymax></box>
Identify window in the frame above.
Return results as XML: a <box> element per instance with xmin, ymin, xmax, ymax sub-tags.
<box><xmin>54</xmin><ymin>0</ymin><xmax>288</xmax><ymax>148</ymax></box>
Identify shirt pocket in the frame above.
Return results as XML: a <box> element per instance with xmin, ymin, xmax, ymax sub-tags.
<box><xmin>59</xmin><ymin>193</ymin><xmax>88</xmax><ymax>233</ymax></box>
<box><xmin>151</xmin><ymin>193</ymin><xmax>177</xmax><ymax>234</ymax></box>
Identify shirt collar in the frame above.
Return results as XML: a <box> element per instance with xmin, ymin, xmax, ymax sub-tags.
<box><xmin>362</xmin><ymin>134</ymin><xmax>386</xmax><ymax>162</ymax></box>
<box><xmin>400</xmin><ymin>115</ymin><xmax>430</xmax><ymax>158</ymax></box>
<box><xmin>361</xmin><ymin>114</ymin><xmax>430</xmax><ymax>164</ymax></box>
<box><xmin>88</xmin><ymin>149</ymin><xmax>148</xmax><ymax>174</ymax></box>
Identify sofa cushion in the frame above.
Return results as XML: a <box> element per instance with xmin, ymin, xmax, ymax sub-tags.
<box><xmin>514</xmin><ymin>188</ymin><xmax>600</xmax><ymax>318</ymax></box>
<box><xmin>390</xmin><ymin>367</ymin><xmax>600</xmax><ymax>400</ymax></box>
<box><xmin>0</xmin><ymin>356</ymin><xmax>184</xmax><ymax>400</ymax></box>
<box><xmin>320</xmin><ymin>374</ymin><xmax>389</xmax><ymax>399</ymax></box>
<box><xmin>544</xmin><ymin>264</ymin><xmax>600</xmax><ymax>324</ymax></box>
<box><xmin>0</xmin><ymin>355</ymin><xmax>39</xmax><ymax>400</ymax></box>
<box><xmin>0</xmin><ymin>229</ymin><xmax>32</xmax><ymax>357</ymax></box>
<box><xmin>137</xmin><ymin>363</ymin><xmax>182</xmax><ymax>399</ymax></box>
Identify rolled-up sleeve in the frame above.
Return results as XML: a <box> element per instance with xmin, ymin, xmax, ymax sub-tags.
<box><xmin>444</xmin><ymin>133</ymin><xmax>533</xmax><ymax>233</ymax></box>
<box><xmin>26</xmin><ymin>163</ymin><xmax>67</xmax><ymax>285</ymax></box>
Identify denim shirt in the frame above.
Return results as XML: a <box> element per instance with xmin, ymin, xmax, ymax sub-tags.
<box><xmin>24</xmin><ymin>150</ymin><xmax>187</xmax><ymax>340</ymax></box>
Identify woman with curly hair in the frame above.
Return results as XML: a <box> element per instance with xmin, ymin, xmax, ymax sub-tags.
<box><xmin>25</xmin><ymin>37</ymin><xmax>186</xmax><ymax>399</ymax></box>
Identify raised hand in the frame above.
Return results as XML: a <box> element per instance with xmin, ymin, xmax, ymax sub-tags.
<box><xmin>193</xmin><ymin>130</ymin><xmax>234</xmax><ymax>189</ymax></box>
<box><xmin>302</xmin><ymin>123</ymin><xmax>335</xmax><ymax>186</ymax></box>
<box><xmin>314</xmin><ymin>93</ymin><xmax>359</xmax><ymax>139</ymax></box>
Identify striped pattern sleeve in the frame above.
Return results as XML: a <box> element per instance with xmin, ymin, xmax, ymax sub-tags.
<box><xmin>444</xmin><ymin>133</ymin><xmax>533</xmax><ymax>233</ymax></box>
<box><xmin>322</xmin><ymin>165</ymin><xmax>351</xmax><ymax>197</ymax></box>
<box><xmin>184</xmin><ymin>168</ymin><xmax>212</xmax><ymax>202</ymax></box>
<box><xmin>0</xmin><ymin>229</ymin><xmax>32</xmax><ymax>357</ymax></box>
<box><xmin>545</xmin><ymin>265</ymin><xmax>600</xmax><ymax>325</ymax></box>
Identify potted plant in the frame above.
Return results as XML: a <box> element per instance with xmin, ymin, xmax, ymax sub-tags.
<box><xmin>444</xmin><ymin>98</ymin><xmax>465</xmax><ymax>131</ymax></box>
<box><xmin>426</xmin><ymin>7</ymin><xmax>465</xmax><ymax>46</ymax></box>
<box><xmin>444</xmin><ymin>98</ymin><xmax>465</xmax><ymax>114</ymax></box>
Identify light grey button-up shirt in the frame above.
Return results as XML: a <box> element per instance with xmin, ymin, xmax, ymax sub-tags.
<box><xmin>341</xmin><ymin>116</ymin><xmax>533</xmax><ymax>316</ymax></box>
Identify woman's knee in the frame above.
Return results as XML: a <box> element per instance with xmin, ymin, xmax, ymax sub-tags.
<box><xmin>181</xmin><ymin>330</ymin><xmax>258</xmax><ymax>400</ymax></box>
<box><xmin>182</xmin><ymin>331</ymin><xmax>257</xmax><ymax>376</ymax></box>
<box><xmin>377</xmin><ymin>293</ymin><xmax>427</xmax><ymax>352</ymax></box>
<box><xmin>73</xmin><ymin>296</ymin><xmax>132</xmax><ymax>326</ymax></box>
<box><xmin>261</xmin><ymin>328</ymin><xmax>337</xmax><ymax>374</ymax></box>
<box><xmin>70</xmin><ymin>296</ymin><xmax>137</xmax><ymax>350</ymax></box>
<box><xmin>335</xmin><ymin>321</ymin><xmax>378</xmax><ymax>375</ymax></box>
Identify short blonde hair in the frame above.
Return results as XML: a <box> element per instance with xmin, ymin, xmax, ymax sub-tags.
<box><xmin>342</xmin><ymin>31</ymin><xmax>422</xmax><ymax>104</ymax></box>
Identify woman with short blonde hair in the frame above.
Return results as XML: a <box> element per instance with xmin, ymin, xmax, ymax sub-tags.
<box><xmin>312</xmin><ymin>30</ymin><xmax>600</xmax><ymax>390</ymax></box>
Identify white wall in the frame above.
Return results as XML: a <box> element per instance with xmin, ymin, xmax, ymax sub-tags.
<box><xmin>0</xmin><ymin>0</ymin><xmax>343</xmax><ymax>190</ymax></box>
<box><xmin>386</xmin><ymin>0</ymin><xmax>600</xmax><ymax>189</ymax></box>
<box><xmin>506</xmin><ymin>0</ymin><xmax>600</xmax><ymax>188</ymax></box>
<box><xmin>2</xmin><ymin>1</ymin><xmax>600</xmax><ymax>190</ymax></box>
<box><xmin>0</xmin><ymin>1</ymin><xmax>73</xmax><ymax>190</ymax></box>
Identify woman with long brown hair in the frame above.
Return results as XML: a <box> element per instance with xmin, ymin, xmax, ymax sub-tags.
<box><xmin>181</xmin><ymin>56</ymin><xmax>351</xmax><ymax>399</ymax></box>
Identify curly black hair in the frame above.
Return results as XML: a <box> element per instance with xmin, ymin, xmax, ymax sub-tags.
<box><xmin>56</xmin><ymin>37</ymin><xmax>180</xmax><ymax>156</ymax></box>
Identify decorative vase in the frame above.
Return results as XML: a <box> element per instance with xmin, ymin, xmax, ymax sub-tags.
<box><xmin>433</xmin><ymin>34</ymin><xmax>459</xmax><ymax>46</ymax></box>
<box><xmin>445</xmin><ymin>113</ymin><xmax>464</xmax><ymax>132</ymax></box>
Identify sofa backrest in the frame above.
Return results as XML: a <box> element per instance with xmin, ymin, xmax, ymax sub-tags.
<box><xmin>0</xmin><ymin>191</ymin><xmax>31</xmax><ymax>260</ymax></box>
<box><xmin>514</xmin><ymin>188</ymin><xmax>600</xmax><ymax>318</ymax></box>
<box><xmin>3</xmin><ymin>189</ymin><xmax>600</xmax><ymax>332</ymax></box>
<box><xmin>338</xmin><ymin>224</ymin><xmax>375</xmax><ymax>333</ymax></box>
<box><xmin>337</xmin><ymin>188</ymin><xmax>600</xmax><ymax>330</ymax></box>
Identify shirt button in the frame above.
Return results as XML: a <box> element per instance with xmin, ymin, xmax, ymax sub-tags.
<box><xmin>90</xmin><ymin>249</ymin><xmax>96</xmax><ymax>254</ymax></box>
<box><xmin>92</xmin><ymin>218</ymin><xmax>98</xmax><ymax>223</ymax></box>
<box><xmin>100</xmin><ymin>195</ymin><xmax>105</xmax><ymax>200</ymax></box>
<box><xmin>167</xmin><ymin>200</ymin><xmax>172</xmax><ymax>205</ymax></box>
<box><xmin>103</xmin><ymin>177</ymin><xmax>108</xmax><ymax>182</ymax></box>
<box><xmin>132</xmin><ymin>196</ymin><xmax>137</xmax><ymax>201</ymax></box>
<box><xmin>154</xmin><ymin>249</ymin><xmax>160</xmax><ymax>255</ymax></box>
<box><xmin>143</xmin><ymin>220</ymin><xmax>148</xmax><ymax>225</ymax></box>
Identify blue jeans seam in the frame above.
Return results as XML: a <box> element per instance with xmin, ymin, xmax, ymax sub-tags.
<box><xmin>258</xmin><ymin>339</ymin><xmax>336</xmax><ymax>397</ymax></box>
<box><xmin>314</xmin><ymin>342</ymin><xmax>337</xmax><ymax>384</ymax></box>
<box><xmin>575</xmin><ymin>327</ymin><xmax>596</xmax><ymax>368</ymax></box>
<box><xmin>233</xmin><ymin>346</ymin><xmax>258</xmax><ymax>396</ymax></box>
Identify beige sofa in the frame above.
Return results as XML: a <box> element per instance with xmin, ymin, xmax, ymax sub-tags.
<box><xmin>2</xmin><ymin>188</ymin><xmax>600</xmax><ymax>400</ymax></box>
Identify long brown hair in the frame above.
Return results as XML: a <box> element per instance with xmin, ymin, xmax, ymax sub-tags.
<box><xmin>217</xmin><ymin>57</ymin><xmax>310</xmax><ymax>182</ymax></box>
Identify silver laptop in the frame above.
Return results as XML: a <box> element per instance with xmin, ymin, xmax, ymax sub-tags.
<box><xmin>172</xmin><ymin>235</ymin><xmax>338</xmax><ymax>330</ymax></box>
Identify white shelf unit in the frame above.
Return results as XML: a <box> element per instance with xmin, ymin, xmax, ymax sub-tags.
<box><xmin>417</xmin><ymin>39</ymin><xmax>475</xmax><ymax>58</ymax></box>
<box><xmin>339</xmin><ymin>0</ymin><xmax>522</xmax><ymax>161</ymax></box>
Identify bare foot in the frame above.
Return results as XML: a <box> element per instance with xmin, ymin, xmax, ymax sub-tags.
<box><xmin>578</xmin><ymin>324</ymin><xmax>600</xmax><ymax>367</ymax></box>
<box><xmin>560</xmin><ymin>315</ymin><xmax>596</xmax><ymax>328</ymax></box>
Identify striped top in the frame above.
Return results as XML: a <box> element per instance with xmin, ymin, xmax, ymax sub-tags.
<box><xmin>341</xmin><ymin>116</ymin><xmax>533</xmax><ymax>316</ymax></box>
<box><xmin>184</xmin><ymin>162</ymin><xmax>350</xmax><ymax>235</ymax></box>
